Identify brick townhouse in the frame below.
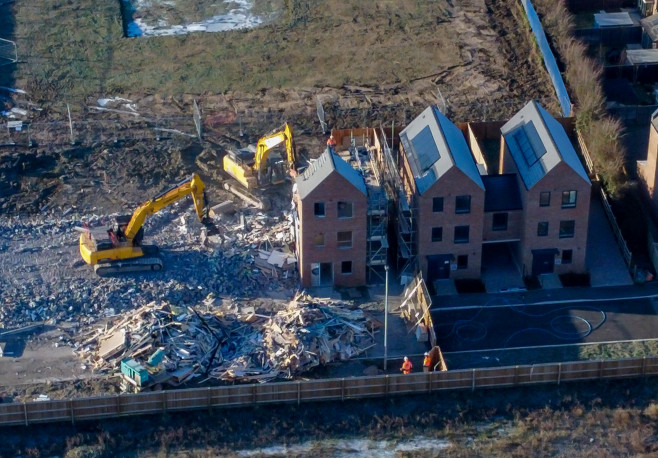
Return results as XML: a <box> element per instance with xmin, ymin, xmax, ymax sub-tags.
<box><xmin>397</xmin><ymin>105</ymin><xmax>486</xmax><ymax>282</ymax></box>
<box><xmin>500</xmin><ymin>100</ymin><xmax>591</xmax><ymax>276</ymax></box>
<box><xmin>292</xmin><ymin>148</ymin><xmax>368</xmax><ymax>287</ymax></box>
<box><xmin>397</xmin><ymin>100</ymin><xmax>591</xmax><ymax>284</ymax></box>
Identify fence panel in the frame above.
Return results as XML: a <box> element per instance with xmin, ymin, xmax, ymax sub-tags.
<box><xmin>3</xmin><ymin>356</ymin><xmax>658</xmax><ymax>426</ymax></box>
<box><xmin>24</xmin><ymin>400</ymin><xmax>70</xmax><ymax>424</ymax></box>
<box><xmin>71</xmin><ymin>395</ymin><xmax>121</xmax><ymax>421</ymax></box>
<box><xmin>0</xmin><ymin>403</ymin><xmax>27</xmax><ymax>426</ymax></box>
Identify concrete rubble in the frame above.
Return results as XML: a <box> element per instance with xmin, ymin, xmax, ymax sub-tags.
<box><xmin>73</xmin><ymin>292</ymin><xmax>376</xmax><ymax>385</ymax></box>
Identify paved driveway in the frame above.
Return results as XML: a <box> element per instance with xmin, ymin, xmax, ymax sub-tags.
<box><xmin>432</xmin><ymin>297</ymin><xmax>658</xmax><ymax>353</ymax></box>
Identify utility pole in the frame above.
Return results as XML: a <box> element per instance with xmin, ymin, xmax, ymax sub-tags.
<box><xmin>384</xmin><ymin>265</ymin><xmax>389</xmax><ymax>371</ymax></box>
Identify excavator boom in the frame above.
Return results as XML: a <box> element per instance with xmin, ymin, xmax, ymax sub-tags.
<box><xmin>79</xmin><ymin>173</ymin><xmax>209</xmax><ymax>275</ymax></box>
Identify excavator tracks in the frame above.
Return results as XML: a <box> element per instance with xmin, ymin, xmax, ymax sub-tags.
<box><xmin>94</xmin><ymin>256</ymin><xmax>163</xmax><ymax>277</ymax></box>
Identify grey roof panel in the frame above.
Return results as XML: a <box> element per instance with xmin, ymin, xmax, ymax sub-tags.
<box><xmin>501</xmin><ymin>101</ymin><xmax>589</xmax><ymax>189</ymax></box>
<box><xmin>400</xmin><ymin>106</ymin><xmax>483</xmax><ymax>195</ymax></box>
<box><xmin>641</xmin><ymin>13</ymin><xmax>658</xmax><ymax>41</ymax></box>
<box><xmin>295</xmin><ymin>149</ymin><xmax>366</xmax><ymax>200</ymax></box>
<box><xmin>482</xmin><ymin>174</ymin><xmax>522</xmax><ymax>212</ymax></box>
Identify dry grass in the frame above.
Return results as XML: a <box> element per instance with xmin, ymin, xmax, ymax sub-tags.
<box><xmin>534</xmin><ymin>0</ymin><xmax>628</xmax><ymax>197</ymax></box>
<box><xmin>2</xmin><ymin>0</ymin><xmax>458</xmax><ymax>103</ymax></box>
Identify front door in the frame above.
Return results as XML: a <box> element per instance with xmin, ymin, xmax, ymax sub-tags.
<box><xmin>427</xmin><ymin>254</ymin><xmax>452</xmax><ymax>283</ymax></box>
<box><xmin>531</xmin><ymin>249</ymin><xmax>556</xmax><ymax>276</ymax></box>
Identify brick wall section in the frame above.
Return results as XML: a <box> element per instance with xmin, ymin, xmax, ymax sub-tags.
<box><xmin>416</xmin><ymin>167</ymin><xmax>485</xmax><ymax>279</ymax></box>
<box><xmin>501</xmin><ymin>145</ymin><xmax>591</xmax><ymax>275</ymax></box>
<box><xmin>296</xmin><ymin>172</ymin><xmax>368</xmax><ymax>287</ymax></box>
<box><xmin>482</xmin><ymin>209</ymin><xmax>523</xmax><ymax>242</ymax></box>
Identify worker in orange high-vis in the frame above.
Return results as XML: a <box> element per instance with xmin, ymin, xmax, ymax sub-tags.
<box><xmin>423</xmin><ymin>352</ymin><xmax>431</xmax><ymax>373</ymax></box>
<box><xmin>326</xmin><ymin>134</ymin><xmax>337</xmax><ymax>153</ymax></box>
<box><xmin>400</xmin><ymin>356</ymin><xmax>413</xmax><ymax>374</ymax></box>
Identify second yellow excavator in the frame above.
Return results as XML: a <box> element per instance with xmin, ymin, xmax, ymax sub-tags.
<box><xmin>222</xmin><ymin>123</ymin><xmax>296</xmax><ymax>190</ymax></box>
<box><xmin>79</xmin><ymin>173</ymin><xmax>210</xmax><ymax>276</ymax></box>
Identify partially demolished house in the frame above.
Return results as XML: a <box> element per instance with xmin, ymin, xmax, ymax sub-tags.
<box><xmin>292</xmin><ymin>129</ymin><xmax>390</xmax><ymax>287</ymax></box>
<box><xmin>392</xmin><ymin>100</ymin><xmax>591</xmax><ymax>284</ymax></box>
<box><xmin>293</xmin><ymin>145</ymin><xmax>369</xmax><ymax>287</ymax></box>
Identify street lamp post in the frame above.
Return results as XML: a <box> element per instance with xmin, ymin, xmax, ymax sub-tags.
<box><xmin>384</xmin><ymin>265</ymin><xmax>389</xmax><ymax>371</ymax></box>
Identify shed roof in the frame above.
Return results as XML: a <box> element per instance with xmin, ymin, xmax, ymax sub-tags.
<box><xmin>400</xmin><ymin>106</ymin><xmax>484</xmax><ymax>195</ymax></box>
<box><xmin>625</xmin><ymin>48</ymin><xmax>658</xmax><ymax>65</ymax></box>
<box><xmin>641</xmin><ymin>13</ymin><xmax>658</xmax><ymax>41</ymax></box>
<box><xmin>594</xmin><ymin>11</ymin><xmax>634</xmax><ymax>27</ymax></box>
<box><xmin>482</xmin><ymin>174</ymin><xmax>522</xmax><ymax>212</ymax></box>
<box><xmin>295</xmin><ymin>149</ymin><xmax>366</xmax><ymax>200</ymax></box>
<box><xmin>501</xmin><ymin>101</ymin><xmax>590</xmax><ymax>190</ymax></box>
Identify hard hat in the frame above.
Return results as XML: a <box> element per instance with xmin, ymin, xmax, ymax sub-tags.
<box><xmin>330</xmin><ymin>134</ymin><xmax>334</xmax><ymax>138</ymax></box>
<box><xmin>403</xmin><ymin>356</ymin><xmax>408</xmax><ymax>361</ymax></box>
<box><xmin>424</xmin><ymin>352</ymin><xmax>429</xmax><ymax>356</ymax></box>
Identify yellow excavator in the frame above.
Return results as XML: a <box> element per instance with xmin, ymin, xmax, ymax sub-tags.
<box><xmin>79</xmin><ymin>173</ymin><xmax>210</xmax><ymax>276</ymax></box>
<box><xmin>222</xmin><ymin>123</ymin><xmax>296</xmax><ymax>190</ymax></box>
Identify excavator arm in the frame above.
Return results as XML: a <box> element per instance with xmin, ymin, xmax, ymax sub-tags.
<box><xmin>253</xmin><ymin>123</ymin><xmax>296</xmax><ymax>178</ymax></box>
<box><xmin>123</xmin><ymin>173</ymin><xmax>207</xmax><ymax>241</ymax></box>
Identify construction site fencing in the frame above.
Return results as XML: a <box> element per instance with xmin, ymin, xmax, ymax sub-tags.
<box><xmin>0</xmin><ymin>117</ymin><xmax>200</xmax><ymax>149</ymax></box>
<box><xmin>521</xmin><ymin>0</ymin><xmax>572</xmax><ymax>117</ymax></box>
<box><xmin>1</xmin><ymin>356</ymin><xmax>658</xmax><ymax>427</ymax></box>
<box><xmin>607</xmin><ymin>104</ymin><xmax>658</xmax><ymax>125</ymax></box>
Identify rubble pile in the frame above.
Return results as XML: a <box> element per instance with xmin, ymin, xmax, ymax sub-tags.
<box><xmin>0</xmin><ymin>204</ymin><xmax>299</xmax><ymax>334</ymax></box>
<box><xmin>75</xmin><ymin>293</ymin><xmax>376</xmax><ymax>385</ymax></box>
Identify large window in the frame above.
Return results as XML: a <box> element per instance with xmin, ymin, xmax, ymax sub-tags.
<box><xmin>562</xmin><ymin>190</ymin><xmax>577</xmax><ymax>209</ymax></box>
<box><xmin>492</xmin><ymin>213</ymin><xmax>508</xmax><ymax>231</ymax></box>
<box><xmin>314</xmin><ymin>202</ymin><xmax>325</xmax><ymax>217</ymax></box>
<box><xmin>431</xmin><ymin>227</ymin><xmax>443</xmax><ymax>242</ymax></box>
<box><xmin>537</xmin><ymin>222</ymin><xmax>549</xmax><ymax>237</ymax></box>
<box><xmin>432</xmin><ymin>197</ymin><xmax>444</xmax><ymax>212</ymax></box>
<box><xmin>337</xmin><ymin>231</ymin><xmax>352</xmax><ymax>249</ymax></box>
<box><xmin>457</xmin><ymin>255</ymin><xmax>468</xmax><ymax>269</ymax></box>
<box><xmin>455</xmin><ymin>195</ymin><xmax>471</xmax><ymax>214</ymax></box>
<box><xmin>341</xmin><ymin>261</ymin><xmax>352</xmax><ymax>274</ymax></box>
<box><xmin>562</xmin><ymin>249</ymin><xmax>573</xmax><ymax>264</ymax></box>
<box><xmin>454</xmin><ymin>225</ymin><xmax>470</xmax><ymax>243</ymax></box>
<box><xmin>313</xmin><ymin>233</ymin><xmax>325</xmax><ymax>247</ymax></box>
<box><xmin>540</xmin><ymin>191</ymin><xmax>551</xmax><ymax>207</ymax></box>
<box><xmin>337</xmin><ymin>201</ymin><xmax>353</xmax><ymax>219</ymax></box>
<box><xmin>559</xmin><ymin>220</ymin><xmax>575</xmax><ymax>238</ymax></box>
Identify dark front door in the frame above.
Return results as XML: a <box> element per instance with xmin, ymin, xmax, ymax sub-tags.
<box><xmin>427</xmin><ymin>254</ymin><xmax>452</xmax><ymax>282</ymax></box>
<box><xmin>531</xmin><ymin>249</ymin><xmax>556</xmax><ymax>276</ymax></box>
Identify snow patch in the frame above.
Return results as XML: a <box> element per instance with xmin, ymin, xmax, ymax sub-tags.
<box><xmin>122</xmin><ymin>0</ymin><xmax>271</xmax><ymax>37</ymax></box>
<box><xmin>237</xmin><ymin>437</ymin><xmax>451</xmax><ymax>457</ymax></box>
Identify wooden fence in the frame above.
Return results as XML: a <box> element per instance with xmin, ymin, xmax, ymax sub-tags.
<box><xmin>1</xmin><ymin>356</ymin><xmax>658</xmax><ymax>427</ymax></box>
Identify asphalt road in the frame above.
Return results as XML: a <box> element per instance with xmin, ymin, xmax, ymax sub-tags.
<box><xmin>432</xmin><ymin>296</ymin><xmax>658</xmax><ymax>353</ymax></box>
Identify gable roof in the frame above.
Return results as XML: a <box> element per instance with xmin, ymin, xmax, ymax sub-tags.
<box><xmin>400</xmin><ymin>106</ymin><xmax>484</xmax><ymax>195</ymax></box>
<box><xmin>501</xmin><ymin>101</ymin><xmax>590</xmax><ymax>190</ymax></box>
<box><xmin>295</xmin><ymin>149</ymin><xmax>366</xmax><ymax>200</ymax></box>
<box><xmin>482</xmin><ymin>174</ymin><xmax>522</xmax><ymax>212</ymax></box>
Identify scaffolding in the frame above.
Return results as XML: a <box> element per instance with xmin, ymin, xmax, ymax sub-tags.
<box><xmin>376</xmin><ymin>125</ymin><xmax>418</xmax><ymax>283</ymax></box>
<box><xmin>335</xmin><ymin>128</ymin><xmax>390</xmax><ymax>283</ymax></box>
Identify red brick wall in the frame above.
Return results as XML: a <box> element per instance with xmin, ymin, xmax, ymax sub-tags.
<box><xmin>501</xmin><ymin>145</ymin><xmax>591</xmax><ymax>275</ymax></box>
<box><xmin>482</xmin><ymin>209</ymin><xmax>523</xmax><ymax>242</ymax></box>
<box><xmin>416</xmin><ymin>167</ymin><xmax>485</xmax><ymax>279</ymax></box>
<box><xmin>520</xmin><ymin>162</ymin><xmax>591</xmax><ymax>275</ymax></box>
<box><xmin>297</xmin><ymin>172</ymin><xmax>368</xmax><ymax>287</ymax></box>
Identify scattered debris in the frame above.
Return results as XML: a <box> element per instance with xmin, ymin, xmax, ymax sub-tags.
<box><xmin>75</xmin><ymin>292</ymin><xmax>376</xmax><ymax>387</ymax></box>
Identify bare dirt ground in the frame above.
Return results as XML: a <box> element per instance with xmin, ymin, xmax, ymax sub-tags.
<box><xmin>0</xmin><ymin>0</ymin><xmax>557</xmax><ymax>398</ymax></box>
<box><xmin>0</xmin><ymin>0</ymin><xmax>577</xmax><ymax>454</ymax></box>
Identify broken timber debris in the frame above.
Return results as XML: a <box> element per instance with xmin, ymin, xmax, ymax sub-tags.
<box><xmin>75</xmin><ymin>292</ymin><xmax>376</xmax><ymax>388</ymax></box>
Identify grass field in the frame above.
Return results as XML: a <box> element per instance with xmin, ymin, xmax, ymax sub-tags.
<box><xmin>0</xmin><ymin>0</ymin><xmax>558</xmax><ymax>125</ymax></box>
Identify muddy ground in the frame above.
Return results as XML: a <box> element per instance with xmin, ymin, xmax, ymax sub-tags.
<box><xmin>0</xmin><ymin>0</ymin><xmax>568</xmax><ymax>451</ymax></box>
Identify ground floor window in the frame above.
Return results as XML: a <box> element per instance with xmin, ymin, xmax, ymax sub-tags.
<box><xmin>561</xmin><ymin>249</ymin><xmax>573</xmax><ymax>264</ymax></box>
<box><xmin>457</xmin><ymin>255</ymin><xmax>468</xmax><ymax>269</ymax></box>
<box><xmin>341</xmin><ymin>261</ymin><xmax>352</xmax><ymax>274</ymax></box>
